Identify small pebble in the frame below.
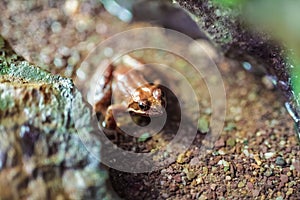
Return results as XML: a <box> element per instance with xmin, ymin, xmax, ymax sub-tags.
<box><xmin>199</xmin><ymin>194</ymin><xmax>208</xmax><ymax>200</ymax></box>
<box><xmin>256</xmin><ymin>130</ymin><xmax>266</xmax><ymax>136</ymax></box>
<box><xmin>226</xmin><ymin>138</ymin><xmax>236</xmax><ymax>147</ymax></box>
<box><xmin>214</xmin><ymin>138</ymin><xmax>225</xmax><ymax>148</ymax></box>
<box><xmin>286</xmin><ymin>188</ymin><xmax>293</xmax><ymax>196</ymax></box>
<box><xmin>246</xmin><ymin>182</ymin><xmax>253</xmax><ymax>190</ymax></box>
<box><xmin>39</xmin><ymin>53</ymin><xmax>51</xmax><ymax>64</ymax></box>
<box><xmin>210</xmin><ymin>184</ymin><xmax>217</xmax><ymax>190</ymax></box>
<box><xmin>51</xmin><ymin>21</ymin><xmax>62</xmax><ymax>33</ymax></box>
<box><xmin>58</xmin><ymin>46</ymin><xmax>71</xmax><ymax>56</ymax></box>
<box><xmin>176</xmin><ymin>153</ymin><xmax>185</xmax><ymax>164</ymax></box>
<box><xmin>264</xmin><ymin>152</ymin><xmax>275</xmax><ymax>159</ymax></box>
<box><xmin>217</xmin><ymin>159</ymin><xmax>230</xmax><ymax>167</ymax></box>
<box><xmin>243</xmin><ymin>149</ymin><xmax>250</xmax><ymax>157</ymax></box>
<box><xmin>190</xmin><ymin>157</ymin><xmax>200</xmax><ymax>166</ymax></box>
<box><xmin>275</xmin><ymin>157</ymin><xmax>286</xmax><ymax>166</ymax></box>
<box><xmin>104</xmin><ymin>47</ymin><xmax>114</xmax><ymax>57</ymax></box>
<box><xmin>262</xmin><ymin>75</ymin><xmax>275</xmax><ymax>90</ymax></box>
<box><xmin>224</xmin><ymin>122</ymin><xmax>236</xmax><ymax>131</ymax></box>
<box><xmin>183</xmin><ymin>168</ymin><xmax>196</xmax><ymax>180</ymax></box>
<box><xmin>238</xmin><ymin>181</ymin><xmax>245</xmax><ymax>188</ymax></box>
<box><xmin>288</xmin><ymin>181</ymin><xmax>296</xmax><ymax>187</ymax></box>
<box><xmin>279</xmin><ymin>140</ymin><xmax>286</xmax><ymax>146</ymax></box>
<box><xmin>252</xmin><ymin>189</ymin><xmax>260</xmax><ymax>197</ymax></box>
<box><xmin>162</xmin><ymin>193</ymin><xmax>169</xmax><ymax>198</ymax></box>
<box><xmin>223</xmin><ymin>160</ymin><xmax>229</xmax><ymax>167</ymax></box>
<box><xmin>224</xmin><ymin>166</ymin><xmax>230</xmax><ymax>172</ymax></box>
<box><xmin>173</xmin><ymin>174</ymin><xmax>181</xmax><ymax>183</ymax></box>
<box><xmin>211</xmin><ymin>166</ymin><xmax>217</xmax><ymax>173</ymax></box>
<box><xmin>54</xmin><ymin>57</ymin><xmax>65</xmax><ymax>68</ymax></box>
<box><xmin>280</xmin><ymin>174</ymin><xmax>289</xmax><ymax>185</ymax></box>
<box><xmin>68</xmin><ymin>51</ymin><xmax>80</xmax><ymax>66</ymax></box>
<box><xmin>196</xmin><ymin>176</ymin><xmax>203</xmax><ymax>184</ymax></box>
<box><xmin>218</xmin><ymin>149</ymin><xmax>226</xmax><ymax>155</ymax></box>
<box><xmin>96</xmin><ymin>23</ymin><xmax>108</xmax><ymax>34</ymax></box>
<box><xmin>254</xmin><ymin>154</ymin><xmax>262</xmax><ymax>166</ymax></box>
<box><xmin>264</xmin><ymin>169</ymin><xmax>273</xmax><ymax>177</ymax></box>
<box><xmin>202</xmin><ymin>167</ymin><xmax>208</xmax><ymax>175</ymax></box>
<box><xmin>198</xmin><ymin>117</ymin><xmax>209</xmax><ymax>133</ymax></box>
<box><xmin>276</xmin><ymin>196</ymin><xmax>283</xmax><ymax>200</ymax></box>
<box><xmin>64</xmin><ymin>0</ymin><xmax>79</xmax><ymax>15</ymax></box>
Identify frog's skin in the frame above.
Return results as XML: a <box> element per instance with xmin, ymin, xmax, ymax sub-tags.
<box><xmin>94</xmin><ymin>55</ymin><xmax>166</xmax><ymax>129</ymax></box>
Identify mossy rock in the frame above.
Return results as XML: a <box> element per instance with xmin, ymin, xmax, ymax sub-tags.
<box><xmin>0</xmin><ymin>37</ymin><xmax>109</xmax><ymax>199</ymax></box>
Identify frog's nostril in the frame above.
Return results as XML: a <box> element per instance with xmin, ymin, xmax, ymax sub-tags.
<box><xmin>138</xmin><ymin>100</ymin><xmax>151</xmax><ymax>111</ymax></box>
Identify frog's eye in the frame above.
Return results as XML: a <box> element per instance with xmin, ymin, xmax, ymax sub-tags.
<box><xmin>153</xmin><ymin>88</ymin><xmax>162</xmax><ymax>99</ymax></box>
<box><xmin>138</xmin><ymin>100</ymin><xmax>151</xmax><ymax>111</ymax></box>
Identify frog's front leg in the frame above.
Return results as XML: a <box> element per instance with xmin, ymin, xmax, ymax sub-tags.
<box><xmin>103</xmin><ymin>104</ymin><xmax>128</xmax><ymax>129</ymax></box>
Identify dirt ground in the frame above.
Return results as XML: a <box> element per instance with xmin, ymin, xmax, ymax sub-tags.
<box><xmin>109</xmin><ymin>56</ymin><xmax>300</xmax><ymax>199</ymax></box>
<box><xmin>0</xmin><ymin>1</ymin><xmax>299</xmax><ymax>199</ymax></box>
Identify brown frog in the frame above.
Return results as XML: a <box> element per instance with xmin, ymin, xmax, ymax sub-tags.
<box><xmin>94</xmin><ymin>55</ymin><xmax>166</xmax><ymax>129</ymax></box>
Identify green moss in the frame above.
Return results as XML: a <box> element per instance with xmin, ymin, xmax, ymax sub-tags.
<box><xmin>0</xmin><ymin>53</ymin><xmax>9</xmax><ymax>75</ymax></box>
<box><xmin>213</xmin><ymin>0</ymin><xmax>245</xmax><ymax>8</ymax></box>
<box><xmin>0</xmin><ymin>94</ymin><xmax>14</xmax><ymax>111</ymax></box>
<box><xmin>0</xmin><ymin>37</ymin><xmax>4</xmax><ymax>49</ymax></box>
<box><xmin>0</xmin><ymin>63</ymin><xmax>9</xmax><ymax>75</ymax></box>
<box><xmin>7</xmin><ymin>61</ymin><xmax>53</xmax><ymax>83</ymax></box>
<box><xmin>138</xmin><ymin>132</ymin><xmax>151</xmax><ymax>142</ymax></box>
<box><xmin>224</xmin><ymin>122</ymin><xmax>236</xmax><ymax>131</ymax></box>
<box><xmin>198</xmin><ymin>117</ymin><xmax>209</xmax><ymax>133</ymax></box>
<box><xmin>290</xmin><ymin>57</ymin><xmax>300</xmax><ymax>107</ymax></box>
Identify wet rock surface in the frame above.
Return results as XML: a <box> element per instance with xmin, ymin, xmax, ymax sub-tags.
<box><xmin>0</xmin><ymin>37</ymin><xmax>109</xmax><ymax>199</ymax></box>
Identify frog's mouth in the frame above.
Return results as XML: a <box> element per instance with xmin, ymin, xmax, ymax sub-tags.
<box><xmin>147</xmin><ymin>106</ymin><xmax>165</xmax><ymax>116</ymax></box>
<box><xmin>128</xmin><ymin>105</ymin><xmax>165</xmax><ymax>117</ymax></box>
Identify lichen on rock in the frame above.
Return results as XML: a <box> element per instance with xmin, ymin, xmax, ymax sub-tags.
<box><xmin>0</xmin><ymin>37</ymin><xmax>109</xmax><ymax>199</ymax></box>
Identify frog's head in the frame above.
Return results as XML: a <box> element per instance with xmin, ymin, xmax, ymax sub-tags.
<box><xmin>128</xmin><ymin>84</ymin><xmax>166</xmax><ymax>116</ymax></box>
